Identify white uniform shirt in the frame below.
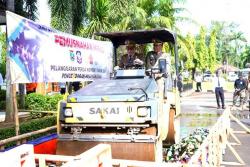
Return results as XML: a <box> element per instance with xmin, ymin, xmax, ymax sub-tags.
<box><xmin>153</xmin><ymin>52</ymin><xmax>171</xmax><ymax>72</ymax></box>
<box><xmin>195</xmin><ymin>75</ymin><xmax>203</xmax><ymax>83</ymax></box>
<box><xmin>213</xmin><ymin>76</ymin><xmax>225</xmax><ymax>89</ymax></box>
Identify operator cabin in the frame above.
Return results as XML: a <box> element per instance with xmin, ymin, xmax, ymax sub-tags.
<box><xmin>118</xmin><ymin>39</ymin><xmax>171</xmax><ymax>73</ymax></box>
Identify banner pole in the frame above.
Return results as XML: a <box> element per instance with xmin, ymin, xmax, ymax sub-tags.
<box><xmin>12</xmin><ymin>83</ymin><xmax>19</xmax><ymax>136</ymax></box>
<box><xmin>5</xmin><ymin>11</ymin><xmax>19</xmax><ymax>136</ymax></box>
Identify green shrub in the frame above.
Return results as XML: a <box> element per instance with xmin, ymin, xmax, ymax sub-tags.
<box><xmin>25</xmin><ymin>93</ymin><xmax>63</xmax><ymax>111</ymax></box>
<box><xmin>19</xmin><ymin>116</ymin><xmax>56</xmax><ymax>134</ymax></box>
<box><xmin>25</xmin><ymin>93</ymin><xmax>63</xmax><ymax>118</ymax></box>
<box><xmin>0</xmin><ymin>116</ymin><xmax>56</xmax><ymax>148</ymax></box>
<box><xmin>25</xmin><ymin>93</ymin><xmax>47</xmax><ymax>111</ymax></box>
<box><xmin>46</xmin><ymin>94</ymin><xmax>64</xmax><ymax>111</ymax></box>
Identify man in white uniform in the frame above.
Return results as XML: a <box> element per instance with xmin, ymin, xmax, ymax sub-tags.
<box><xmin>146</xmin><ymin>39</ymin><xmax>172</xmax><ymax>97</ymax></box>
<box><xmin>213</xmin><ymin>69</ymin><xmax>226</xmax><ymax>109</ymax></box>
<box><xmin>146</xmin><ymin>39</ymin><xmax>171</xmax><ymax>72</ymax></box>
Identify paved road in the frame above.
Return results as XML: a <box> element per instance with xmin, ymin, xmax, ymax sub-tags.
<box><xmin>181</xmin><ymin>91</ymin><xmax>250</xmax><ymax>167</ymax></box>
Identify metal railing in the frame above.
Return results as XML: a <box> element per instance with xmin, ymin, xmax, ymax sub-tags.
<box><xmin>18</xmin><ymin>109</ymin><xmax>57</xmax><ymax>114</ymax></box>
<box><xmin>0</xmin><ymin>126</ymin><xmax>56</xmax><ymax>150</ymax></box>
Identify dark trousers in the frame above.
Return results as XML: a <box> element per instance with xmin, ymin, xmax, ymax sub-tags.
<box><xmin>196</xmin><ymin>82</ymin><xmax>202</xmax><ymax>91</ymax></box>
<box><xmin>215</xmin><ymin>87</ymin><xmax>225</xmax><ymax>108</ymax></box>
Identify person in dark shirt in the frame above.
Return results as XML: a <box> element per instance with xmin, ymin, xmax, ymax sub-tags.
<box><xmin>233</xmin><ymin>73</ymin><xmax>247</xmax><ymax>108</ymax></box>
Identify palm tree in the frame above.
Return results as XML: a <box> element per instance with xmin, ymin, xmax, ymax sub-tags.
<box><xmin>230</xmin><ymin>31</ymin><xmax>247</xmax><ymax>68</ymax></box>
<box><xmin>82</xmin><ymin>0</ymin><xmax>111</xmax><ymax>38</ymax></box>
<box><xmin>240</xmin><ymin>45</ymin><xmax>250</xmax><ymax>68</ymax></box>
<box><xmin>210</xmin><ymin>21</ymin><xmax>248</xmax><ymax>68</ymax></box>
<box><xmin>48</xmin><ymin>0</ymin><xmax>86</xmax><ymax>34</ymax></box>
<box><xmin>15</xmin><ymin>0</ymin><xmax>38</xmax><ymax>20</ymax></box>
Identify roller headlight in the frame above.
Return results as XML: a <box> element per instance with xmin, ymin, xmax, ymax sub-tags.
<box><xmin>64</xmin><ymin>108</ymin><xmax>73</xmax><ymax>117</ymax></box>
<box><xmin>137</xmin><ymin>107</ymin><xmax>150</xmax><ymax>117</ymax></box>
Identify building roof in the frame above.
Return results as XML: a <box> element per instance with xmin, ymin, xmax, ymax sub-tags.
<box><xmin>217</xmin><ymin>65</ymin><xmax>239</xmax><ymax>72</ymax></box>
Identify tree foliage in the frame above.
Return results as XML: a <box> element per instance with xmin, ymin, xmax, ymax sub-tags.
<box><xmin>210</xmin><ymin>21</ymin><xmax>247</xmax><ymax>68</ymax></box>
<box><xmin>15</xmin><ymin>0</ymin><xmax>38</xmax><ymax>20</ymax></box>
<box><xmin>208</xmin><ymin>29</ymin><xmax>217</xmax><ymax>72</ymax></box>
<box><xmin>0</xmin><ymin>31</ymin><xmax>6</xmax><ymax>78</ymax></box>
<box><xmin>48</xmin><ymin>0</ymin><xmax>86</xmax><ymax>34</ymax></box>
<box><xmin>240</xmin><ymin>45</ymin><xmax>250</xmax><ymax>68</ymax></box>
<box><xmin>184</xmin><ymin>33</ymin><xmax>196</xmax><ymax>70</ymax></box>
<box><xmin>83</xmin><ymin>0</ymin><xmax>111</xmax><ymax>38</ymax></box>
<box><xmin>196</xmin><ymin>26</ymin><xmax>208</xmax><ymax>71</ymax></box>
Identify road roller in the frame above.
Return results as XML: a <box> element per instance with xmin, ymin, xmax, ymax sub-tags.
<box><xmin>56</xmin><ymin>29</ymin><xmax>180</xmax><ymax>162</ymax></box>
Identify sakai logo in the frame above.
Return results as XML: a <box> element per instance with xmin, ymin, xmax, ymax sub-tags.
<box><xmin>89</xmin><ymin>107</ymin><xmax>120</xmax><ymax>114</ymax></box>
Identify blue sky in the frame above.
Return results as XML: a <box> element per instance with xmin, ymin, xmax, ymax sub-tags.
<box><xmin>38</xmin><ymin>0</ymin><xmax>250</xmax><ymax>43</ymax></box>
<box><xmin>177</xmin><ymin>0</ymin><xmax>250</xmax><ymax>43</ymax></box>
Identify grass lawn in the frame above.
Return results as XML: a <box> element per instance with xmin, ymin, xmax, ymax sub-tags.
<box><xmin>192</xmin><ymin>81</ymin><xmax>234</xmax><ymax>92</ymax></box>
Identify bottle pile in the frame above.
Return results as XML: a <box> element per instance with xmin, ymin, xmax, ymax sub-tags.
<box><xmin>164</xmin><ymin>128</ymin><xmax>209</xmax><ymax>163</ymax></box>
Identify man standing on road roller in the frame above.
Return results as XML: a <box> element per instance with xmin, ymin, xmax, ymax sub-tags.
<box><xmin>146</xmin><ymin>39</ymin><xmax>171</xmax><ymax>72</ymax></box>
<box><xmin>146</xmin><ymin>39</ymin><xmax>172</xmax><ymax>92</ymax></box>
